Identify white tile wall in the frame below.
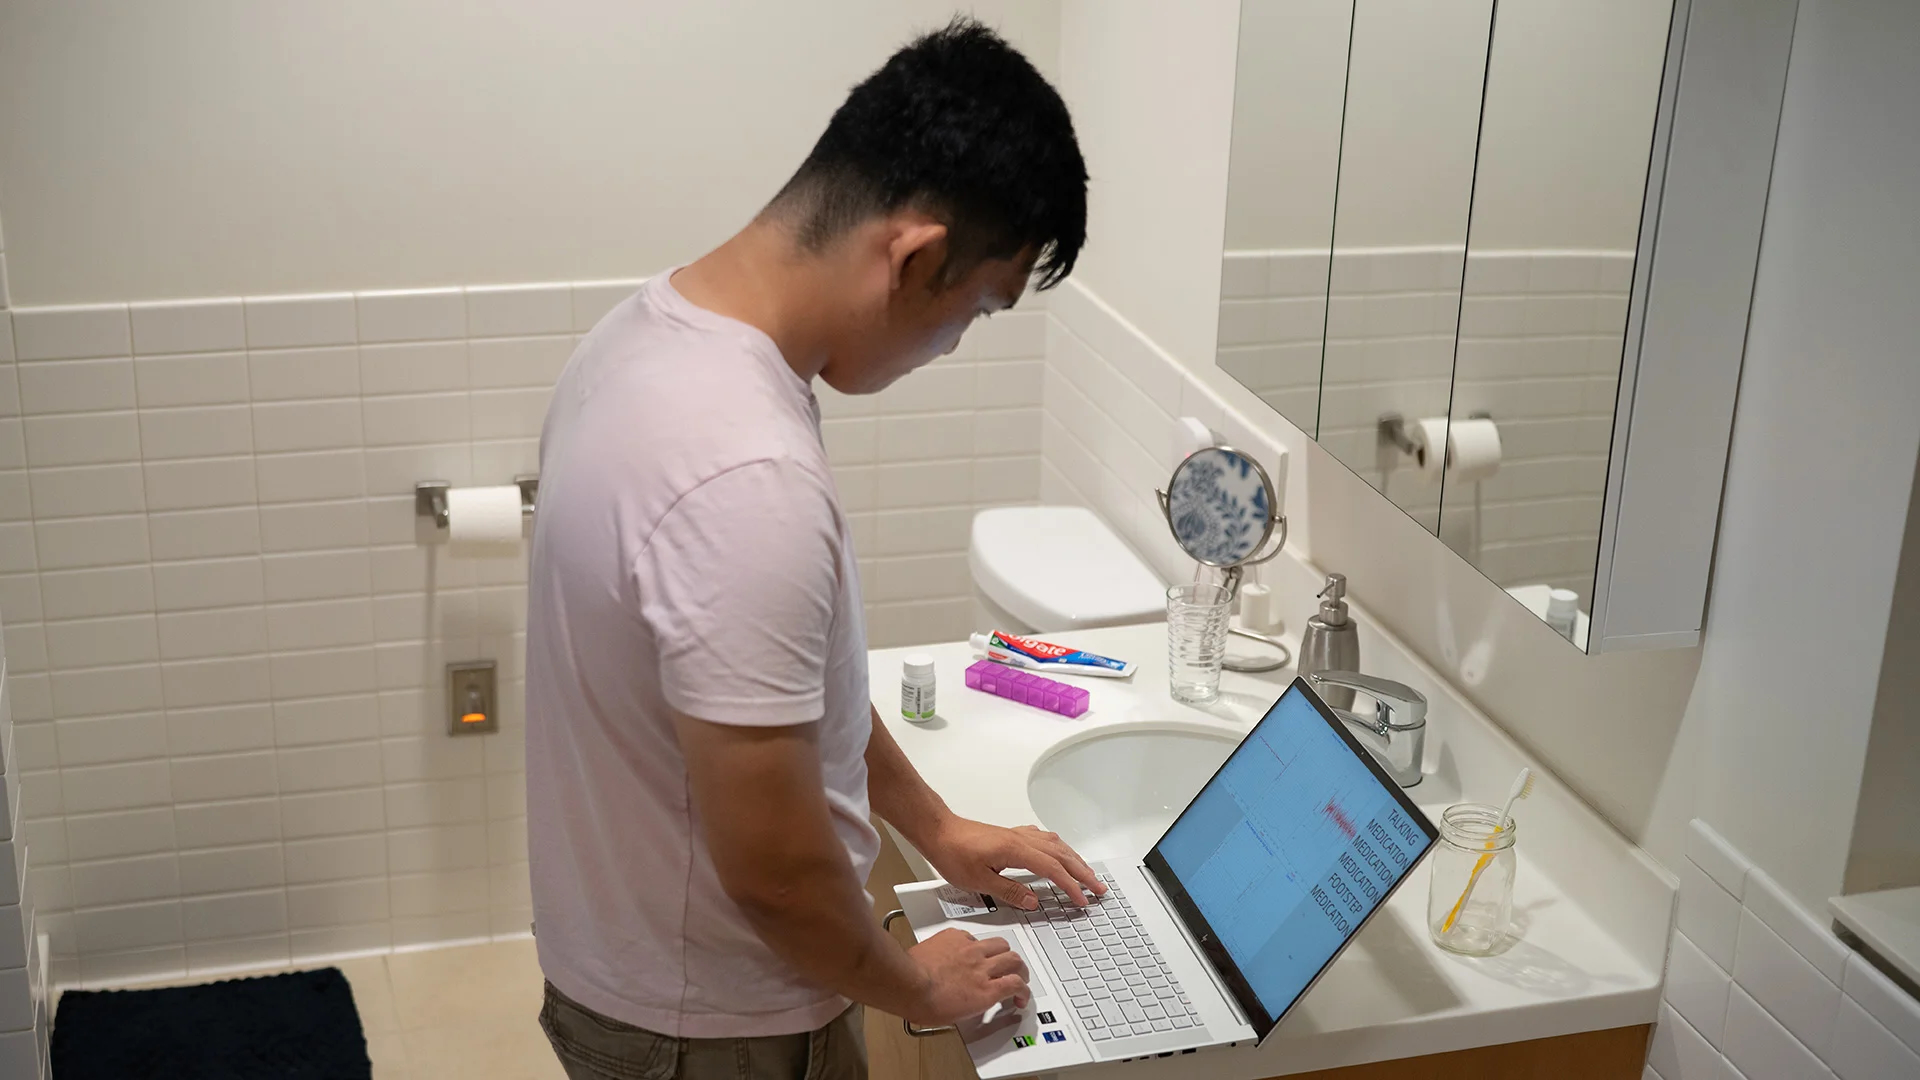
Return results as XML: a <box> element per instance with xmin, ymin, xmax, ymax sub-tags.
<box><xmin>1650</xmin><ymin>821</ymin><xmax>1920</xmax><ymax>1080</ymax></box>
<box><xmin>1218</xmin><ymin>247</ymin><xmax>1631</xmax><ymax>598</ymax></box>
<box><xmin>0</xmin><ymin>273</ymin><xmax>1043</xmax><ymax>986</ymax></box>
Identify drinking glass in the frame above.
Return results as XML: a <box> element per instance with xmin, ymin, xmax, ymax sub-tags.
<box><xmin>1167</xmin><ymin>583</ymin><xmax>1232</xmax><ymax>705</ymax></box>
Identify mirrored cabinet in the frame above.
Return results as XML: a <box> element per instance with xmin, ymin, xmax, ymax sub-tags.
<box><xmin>1215</xmin><ymin>0</ymin><xmax>1795</xmax><ymax>653</ymax></box>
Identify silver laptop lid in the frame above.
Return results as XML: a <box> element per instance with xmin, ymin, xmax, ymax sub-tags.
<box><xmin>1143</xmin><ymin>677</ymin><xmax>1439</xmax><ymax>1042</ymax></box>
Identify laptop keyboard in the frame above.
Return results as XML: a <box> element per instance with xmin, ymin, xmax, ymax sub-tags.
<box><xmin>1020</xmin><ymin>872</ymin><xmax>1204</xmax><ymax>1042</ymax></box>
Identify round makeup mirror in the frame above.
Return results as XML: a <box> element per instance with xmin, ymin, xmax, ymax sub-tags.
<box><xmin>1157</xmin><ymin>446</ymin><xmax>1290</xmax><ymax>672</ymax></box>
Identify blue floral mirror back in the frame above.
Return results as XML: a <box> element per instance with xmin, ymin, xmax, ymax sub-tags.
<box><xmin>1164</xmin><ymin>446</ymin><xmax>1277</xmax><ymax>567</ymax></box>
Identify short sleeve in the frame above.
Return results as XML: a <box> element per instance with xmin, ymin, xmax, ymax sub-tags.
<box><xmin>634</xmin><ymin>459</ymin><xmax>845</xmax><ymax>727</ymax></box>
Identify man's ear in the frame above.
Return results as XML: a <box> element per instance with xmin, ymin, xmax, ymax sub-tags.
<box><xmin>887</xmin><ymin>217</ymin><xmax>950</xmax><ymax>293</ymax></box>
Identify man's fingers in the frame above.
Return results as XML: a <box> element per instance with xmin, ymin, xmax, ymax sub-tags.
<box><xmin>1047</xmin><ymin>840</ymin><xmax>1106</xmax><ymax>897</ymax></box>
<box><xmin>985</xmin><ymin>946</ymin><xmax>1028</xmax><ymax>982</ymax></box>
<box><xmin>992</xmin><ymin>876</ymin><xmax>1039</xmax><ymax>911</ymax></box>
<box><xmin>1024</xmin><ymin>852</ymin><xmax>1088</xmax><ymax>906</ymax></box>
<box><xmin>988</xmin><ymin>974</ymin><xmax>1031</xmax><ymax>1010</ymax></box>
<box><xmin>973</xmin><ymin>935</ymin><xmax>1011</xmax><ymax>957</ymax></box>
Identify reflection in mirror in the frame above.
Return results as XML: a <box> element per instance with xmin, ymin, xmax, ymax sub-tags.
<box><xmin>1316</xmin><ymin>0</ymin><xmax>1496</xmax><ymax>534</ymax></box>
<box><xmin>1439</xmin><ymin>0</ymin><xmax>1676</xmax><ymax>645</ymax></box>
<box><xmin>1214</xmin><ymin>1</ymin><xmax>1354</xmax><ymax>436</ymax></box>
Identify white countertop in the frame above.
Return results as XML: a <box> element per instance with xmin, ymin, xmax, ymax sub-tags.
<box><xmin>868</xmin><ymin>556</ymin><xmax>1673</xmax><ymax>1076</ymax></box>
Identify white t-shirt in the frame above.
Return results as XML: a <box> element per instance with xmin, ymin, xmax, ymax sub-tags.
<box><xmin>525</xmin><ymin>273</ymin><xmax>878</xmax><ymax>1038</ymax></box>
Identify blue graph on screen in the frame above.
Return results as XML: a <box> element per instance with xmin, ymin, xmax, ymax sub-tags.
<box><xmin>1157</xmin><ymin>687</ymin><xmax>1425</xmax><ymax>1018</ymax></box>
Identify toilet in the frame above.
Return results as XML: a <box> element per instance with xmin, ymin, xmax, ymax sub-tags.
<box><xmin>968</xmin><ymin>506</ymin><xmax>1167</xmax><ymax>635</ymax></box>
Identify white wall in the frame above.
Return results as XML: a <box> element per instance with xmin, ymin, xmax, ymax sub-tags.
<box><xmin>1679</xmin><ymin>0</ymin><xmax>1920</xmax><ymax>909</ymax></box>
<box><xmin>0</xmin><ymin>0</ymin><xmax>1060</xmax><ymax>304</ymax></box>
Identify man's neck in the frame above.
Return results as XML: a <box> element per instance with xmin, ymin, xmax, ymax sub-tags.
<box><xmin>670</xmin><ymin>223</ymin><xmax>836</xmax><ymax>382</ymax></box>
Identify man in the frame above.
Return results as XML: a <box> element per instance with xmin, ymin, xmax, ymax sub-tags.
<box><xmin>525</xmin><ymin>19</ymin><xmax>1100</xmax><ymax>1080</ymax></box>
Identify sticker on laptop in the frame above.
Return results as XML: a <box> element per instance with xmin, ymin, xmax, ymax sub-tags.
<box><xmin>1013</xmin><ymin>1035</ymin><xmax>1035</xmax><ymax>1048</ymax></box>
<box><xmin>936</xmin><ymin>886</ymin><xmax>998</xmax><ymax>919</ymax></box>
<box><xmin>1036</xmin><ymin>1011</ymin><xmax>1055</xmax><ymax>1024</ymax></box>
<box><xmin>1042</xmin><ymin>1030</ymin><xmax>1067</xmax><ymax>1043</ymax></box>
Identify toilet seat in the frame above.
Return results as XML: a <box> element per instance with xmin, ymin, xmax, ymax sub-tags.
<box><xmin>969</xmin><ymin>506</ymin><xmax>1166</xmax><ymax>632</ymax></box>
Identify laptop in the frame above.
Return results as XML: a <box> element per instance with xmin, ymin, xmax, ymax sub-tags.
<box><xmin>892</xmin><ymin>677</ymin><xmax>1439</xmax><ymax>1076</ymax></box>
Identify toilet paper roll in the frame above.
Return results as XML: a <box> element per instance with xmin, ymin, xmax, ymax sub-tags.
<box><xmin>447</xmin><ymin>485</ymin><xmax>525</xmax><ymax>554</ymax></box>
<box><xmin>1446</xmin><ymin>417</ymin><xmax>1503</xmax><ymax>482</ymax></box>
<box><xmin>1407</xmin><ymin>417</ymin><xmax>1450</xmax><ymax>477</ymax></box>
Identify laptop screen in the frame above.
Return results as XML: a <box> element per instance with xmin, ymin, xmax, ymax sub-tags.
<box><xmin>1144</xmin><ymin>678</ymin><xmax>1438</xmax><ymax>1041</ymax></box>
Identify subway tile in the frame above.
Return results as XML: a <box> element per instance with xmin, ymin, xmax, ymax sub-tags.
<box><xmin>251</xmin><ymin>399</ymin><xmax>363</xmax><ymax>453</ymax></box>
<box><xmin>267</xmin><ymin>597</ymin><xmax>374</xmax><ymax>652</ymax></box>
<box><xmin>166</xmin><ymin>703</ymin><xmax>274</xmax><ymax>757</ymax></box>
<box><xmin>1828</xmin><ymin>996</ymin><xmax>1920</xmax><ymax>1080</ymax></box>
<box><xmin>187</xmin><ymin>934</ymin><xmax>290</xmax><ymax>975</ymax></box>
<box><xmin>360</xmin><ymin>340</ymin><xmax>468</xmax><ymax>395</ymax></box>
<box><xmin>130</xmin><ymin>299</ymin><xmax>246</xmax><ymax>355</ymax></box>
<box><xmin>875</xmin><ymin>461</ymin><xmax>972</xmax><ymax>510</ymax></box>
<box><xmin>271</xmin><ymin>646</ymin><xmax>378</xmax><ymax>699</ymax></box>
<box><xmin>52</xmin><ymin>662</ymin><xmax>164</xmax><ymax>717</ymax></box>
<box><xmin>45</xmin><ymin>614</ymin><xmax>159</xmax><ymax>669</ymax></box>
<box><xmin>286</xmin><ymin>879</ymin><xmax>391</xmax><ymax>930</ymax></box>
<box><xmin>1668</xmin><ymin>930</ymin><xmax>1733</xmax><ymax>1047</ymax></box>
<box><xmin>356</xmin><ymin>288</ymin><xmax>465</xmax><ymax>344</ymax></box>
<box><xmin>40</xmin><ymin>565</ymin><xmax>154</xmax><ymax>618</ymax></box>
<box><xmin>362</xmin><ymin>392</ymin><xmax>470</xmax><ymax>446</ymax></box>
<box><xmin>468</xmin><ymin>336</ymin><xmax>573</xmax><ymax>388</ymax></box>
<box><xmin>29</xmin><ymin>463</ymin><xmax>146</xmax><ymax>518</ymax></box>
<box><xmin>178</xmin><ymin>845</ymin><xmax>282</xmax><ymax>900</ymax></box>
<box><xmin>54</xmin><ymin>710</ymin><xmax>168</xmax><ymax>766</ymax></box>
<box><xmin>393</xmin><ymin>909</ymin><xmax>490</xmax><ymax>947</ymax></box>
<box><xmin>388</xmin><ymin>824</ymin><xmax>488</xmax><ymax>873</ymax></box>
<box><xmin>284</xmin><ymin>833</ymin><xmax>387</xmax><ymax>884</ymax></box>
<box><xmin>870</xmin><ymin>507</ymin><xmax>972</xmax><ymax>558</ymax></box>
<box><xmin>466</xmin><ymin>285</ymin><xmax>571</xmax><ymax>337</ymax></box>
<box><xmin>175</xmin><ymin>798</ymin><xmax>280</xmax><ymax>849</ymax></box>
<box><xmin>263</xmin><ymin>549</ymin><xmax>371</xmax><ymax>601</ymax></box>
<box><xmin>182</xmin><ymin>890</ymin><xmax>286</xmax><ymax>942</ymax></box>
<box><xmin>258</xmin><ymin>499</ymin><xmax>369</xmax><ymax>553</ymax></box>
<box><xmin>274</xmin><ymin>694</ymin><xmax>380</xmax><ymax>748</ymax></box>
<box><xmin>820</xmin><ymin>418</ymin><xmax>877</xmax><ymax>464</ymax></box>
<box><xmin>877</xmin><ymin>413</ymin><xmax>973</xmax><ymax>462</ymax></box>
<box><xmin>280</xmin><ymin>789</ymin><xmax>387</xmax><ymax>840</ymax></box>
<box><xmin>974</xmin><ymin>456</ymin><xmax>1041</xmax><ymax>504</ymax></box>
<box><xmin>1843</xmin><ymin>954</ymin><xmax>1920</xmax><ymax>1057</ymax></box>
<box><xmin>0</xmin><ymin>422</ymin><xmax>23</xmax><ymax>470</ymax></box>
<box><xmin>382</xmin><ymin>735</ymin><xmax>483</xmax><ymax>782</ymax></box>
<box><xmin>470</xmin><ymin>439</ymin><xmax>538</xmax><ymax>483</ymax></box>
<box><xmin>873</xmin><ymin>364</ymin><xmax>975</xmax><ymax>415</ymax></box>
<box><xmin>149</xmin><ymin>506</ymin><xmax>261</xmax><ymax>561</ymax></box>
<box><xmin>974</xmin><ymin>409</ymin><xmax>1043</xmax><ymax>457</ymax></box>
<box><xmin>66</xmin><ymin>807</ymin><xmax>176</xmax><ymax>861</ymax></box>
<box><xmin>248</xmin><ymin>346</ymin><xmax>360</xmax><ymax>401</ymax></box>
<box><xmin>143</xmin><ymin>456</ymin><xmax>257</xmax><ymax>510</ymax></box>
<box><xmin>161</xmin><ymin>655</ymin><xmax>272</xmax><ymax>709</ymax></box>
<box><xmin>152</xmin><ymin>556</ymin><xmax>265</xmax><ymax>611</ymax></box>
<box><xmin>70</xmin><ymin>854</ymin><xmax>180</xmax><ymax>908</ymax></box>
<box><xmin>62</xmin><ymin>759</ymin><xmax>171</xmax><ymax>813</ymax></box>
<box><xmin>139</xmin><ymin>405</ymin><xmax>255</xmax><ymax>465</ymax></box>
<box><xmin>4</xmin><ymin>622</ymin><xmax>45</xmax><ymax>673</ymax></box>
<box><xmin>24</xmin><ymin>411</ymin><xmax>141</xmax><ymax>466</ymax></box>
<box><xmin>1723</xmin><ymin>986</ymin><xmax>1836</xmax><ymax>1080</ymax></box>
<box><xmin>11</xmin><ymin>304</ymin><xmax>131</xmax><ymax>360</ymax></box>
<box><xmin>244</xmin><ymin>294</ymin><xmax>356</xmax><ymax>349</ymax></box>
<box><xmin>1649</xmin><ymin>1003</ymin><xmax>1737</xmax><ymax>1080</ymax></box>
<box><xmin>363</xmin><ymin>442</ymin><xmax>473</xmax><ymax>495</ymax></box>
<box><xmin>389</xmin><ymin>868</ymin><xmax>490</xmax><ymax>918</ymax></box>
<box><xmin>1743</xmin><ymin>870</ymin><xmax>1849</xmax><ymax>983</ymax></box>
<box><xmin>1733</xmin><ymin>908</ymin><xmax>1841</xmax><ymax>1054</ymax></box>
<box><xmin>958</xmin><ymin>310</ymin><xmax>1045</xmax><ymax>360</ymax></box>
<box><xmin>0</xmin><ymin>521</ymin><xmax>33</xmax><ymax>572</ymax></box>
<box><xmin>570</xmin><ymin>280</ymin><xmax>644</xmax><ymax>331</ymax></box>
<box><xmin>10</xmin><ymin>674</ymin><xmax>52</xmax><ymax>721</ymax></box>
<box><xmin>975</xmin><ymin>360</ymin><xmax>1044</xmax><ymax>409</ymax></box>
<box><xmin>170</xmin><ymin>750</ymin><xmax>277</xmax><ymax>803</ymax></box>
<box><xmin>385</xmin><ymin>779</ymin><xmax>486</xmax><ymax>830</ymax></box>
<box><xmin>469</xmin><ymin>387</ymin><xmax>549</xmax><ymax>439</ymax></box>
<box><xmin>75</xmin><ymin>900</ymin><xmax>182</xmax><ymax>954</ymax></box>
<box><xmin>0</xmin><ymin>367</ymin><xmax>17</xmax><ymax>416</ymax></box>
<box><xmin>78</xmin><ymin>944</ymin><xmax>188</xmax><ymax>984</ymax></box>
<box><xmin>17</xmin><ymin>357</ymin><xmax>137</xmax><ymax>414</ymax></box>
<box><xmin>256</xmin><ymin>449</ymin><xmax>365</xmax><ymax>503</ymax></box>
<box><xmin>35</xmin><ymin>514</ymin><xmax>149</xmax><ymax>569</ymax></box>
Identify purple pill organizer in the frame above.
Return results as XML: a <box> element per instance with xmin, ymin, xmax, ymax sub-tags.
<box><xmin>964</xmin><ymin>660</ymin><xmax>1090</xmax><ymax>718</ymax></box>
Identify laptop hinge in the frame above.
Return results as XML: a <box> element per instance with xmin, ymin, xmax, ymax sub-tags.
<box><xmin>1136</xmin><ymin>862</ymin><xmax>1248</xmax><ymax>1027</ymax></box>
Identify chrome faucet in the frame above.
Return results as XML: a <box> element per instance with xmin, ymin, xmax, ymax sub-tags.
<box><xmin>1307</xmin><ymin>671</ymin><xmax>1427</xmax><ymax>788</ymax></box>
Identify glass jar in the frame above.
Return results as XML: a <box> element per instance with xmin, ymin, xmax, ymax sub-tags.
<box><xmin>1427</xmin><ymin>803</ymin><xmax>1517</xmax><ymax>955</ymax></box>
<box><xmin>1166</xmin><ymin>583</ymin><xmax>1233</xmax><ymax>705</ymax></box>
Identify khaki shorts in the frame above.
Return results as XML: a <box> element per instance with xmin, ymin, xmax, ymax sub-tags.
<box><xmin>539</xmin><ymin>982</ymin><xmax>868</xmax><ymax>1080</ymax></box>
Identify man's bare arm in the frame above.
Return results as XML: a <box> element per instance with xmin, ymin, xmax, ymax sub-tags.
<box><xmin>675</xmin><ymin>712</ymin><xmax>1027</xmax><ymax>1024</ymax></box>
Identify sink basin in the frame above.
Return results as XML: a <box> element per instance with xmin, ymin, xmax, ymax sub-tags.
<box><xmin>1026</xmin><ymin>723</ymin><xmax>1243</xmax><ymax>861</ymax></box>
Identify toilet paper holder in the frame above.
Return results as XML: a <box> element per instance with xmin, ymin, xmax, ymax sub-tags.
<box><xmin>415</xmin><ymin>475</ymin><xmax>539</xmax><ymax>533</ymax></box>
<box><xmin>1377</xmin><ymin>411</ymin><xmax>1494</xmax><ymax>470</ymax></box>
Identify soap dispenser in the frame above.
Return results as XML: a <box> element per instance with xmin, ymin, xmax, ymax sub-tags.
<box><xmin>1299</xmin><ymin>573</ymin><xmax>1359</xmax><ymax>709</ymax></box>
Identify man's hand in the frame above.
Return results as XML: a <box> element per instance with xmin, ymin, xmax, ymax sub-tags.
<box><xmin>903</xmin><ymin>929</ymin><xmax>1030</xmax><ymax>1026</ymax></box>
<box><xmin>924</xmin><ymin>818</ymin><xmax>1107</xmax><ymax>910</ymax></box>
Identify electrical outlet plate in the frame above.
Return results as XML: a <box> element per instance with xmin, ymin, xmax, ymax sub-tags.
<box><xmin>448</xmin><ymin>660</ymin><xmax>498</xmax><ymax>735</ymax></box>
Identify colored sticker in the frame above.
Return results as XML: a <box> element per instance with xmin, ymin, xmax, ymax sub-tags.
<box><xmin>1042</xmin><ymin>1030</ymin><xmax>1067</xmax><ymax>1043</ymax></box>
<box><xmin>1013</xmin><ymin>1035</ymin><xmax>1034</xmax><ymax>1049</ymax></box>
<box><xmin>1036</xmin><ymin>1011</ymin><xmax>1055</xmax><ymax>1025</ymax></box>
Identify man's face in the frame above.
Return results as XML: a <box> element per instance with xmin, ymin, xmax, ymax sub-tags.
<box><xmin>818</xmin><ymin>245</ymin><xmax>1034</xmax><ymax>395</ymax></box>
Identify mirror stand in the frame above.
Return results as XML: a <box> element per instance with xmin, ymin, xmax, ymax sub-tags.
<box><xmin>1156</xmin><ymin>446</ymin><xmax>1293</xmax><ymax>673</ymax></box>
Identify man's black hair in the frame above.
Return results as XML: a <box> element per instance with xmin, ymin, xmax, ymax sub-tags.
<box><xmin>768</xmin><ymin>17</ymin><xmax>1087</xmax><ymax>291</ymax></box>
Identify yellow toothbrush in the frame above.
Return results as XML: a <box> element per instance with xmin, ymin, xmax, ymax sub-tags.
<box><xmin>1441</xmin><ymin>767</ymin><xmax>1533</xmax><ymax>934</ymax></box>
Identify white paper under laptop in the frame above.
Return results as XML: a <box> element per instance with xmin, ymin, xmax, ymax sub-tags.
<box><xmin>893</xmin><ymin>678</ymin><xmax>1439</xmax><ymax>1078</ymax></box>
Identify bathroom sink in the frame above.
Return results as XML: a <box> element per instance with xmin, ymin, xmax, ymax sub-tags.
<box><xmin>1026</xmin><ymin>723</ymin><xmax>1243</xmax><ymax>861</ymax></box>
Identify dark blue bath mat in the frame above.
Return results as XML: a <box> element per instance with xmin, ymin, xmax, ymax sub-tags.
<box><xmin>51</xmin><ymin>967</ymin><xmax>371</xmax><ymax>1079</ymax></box>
